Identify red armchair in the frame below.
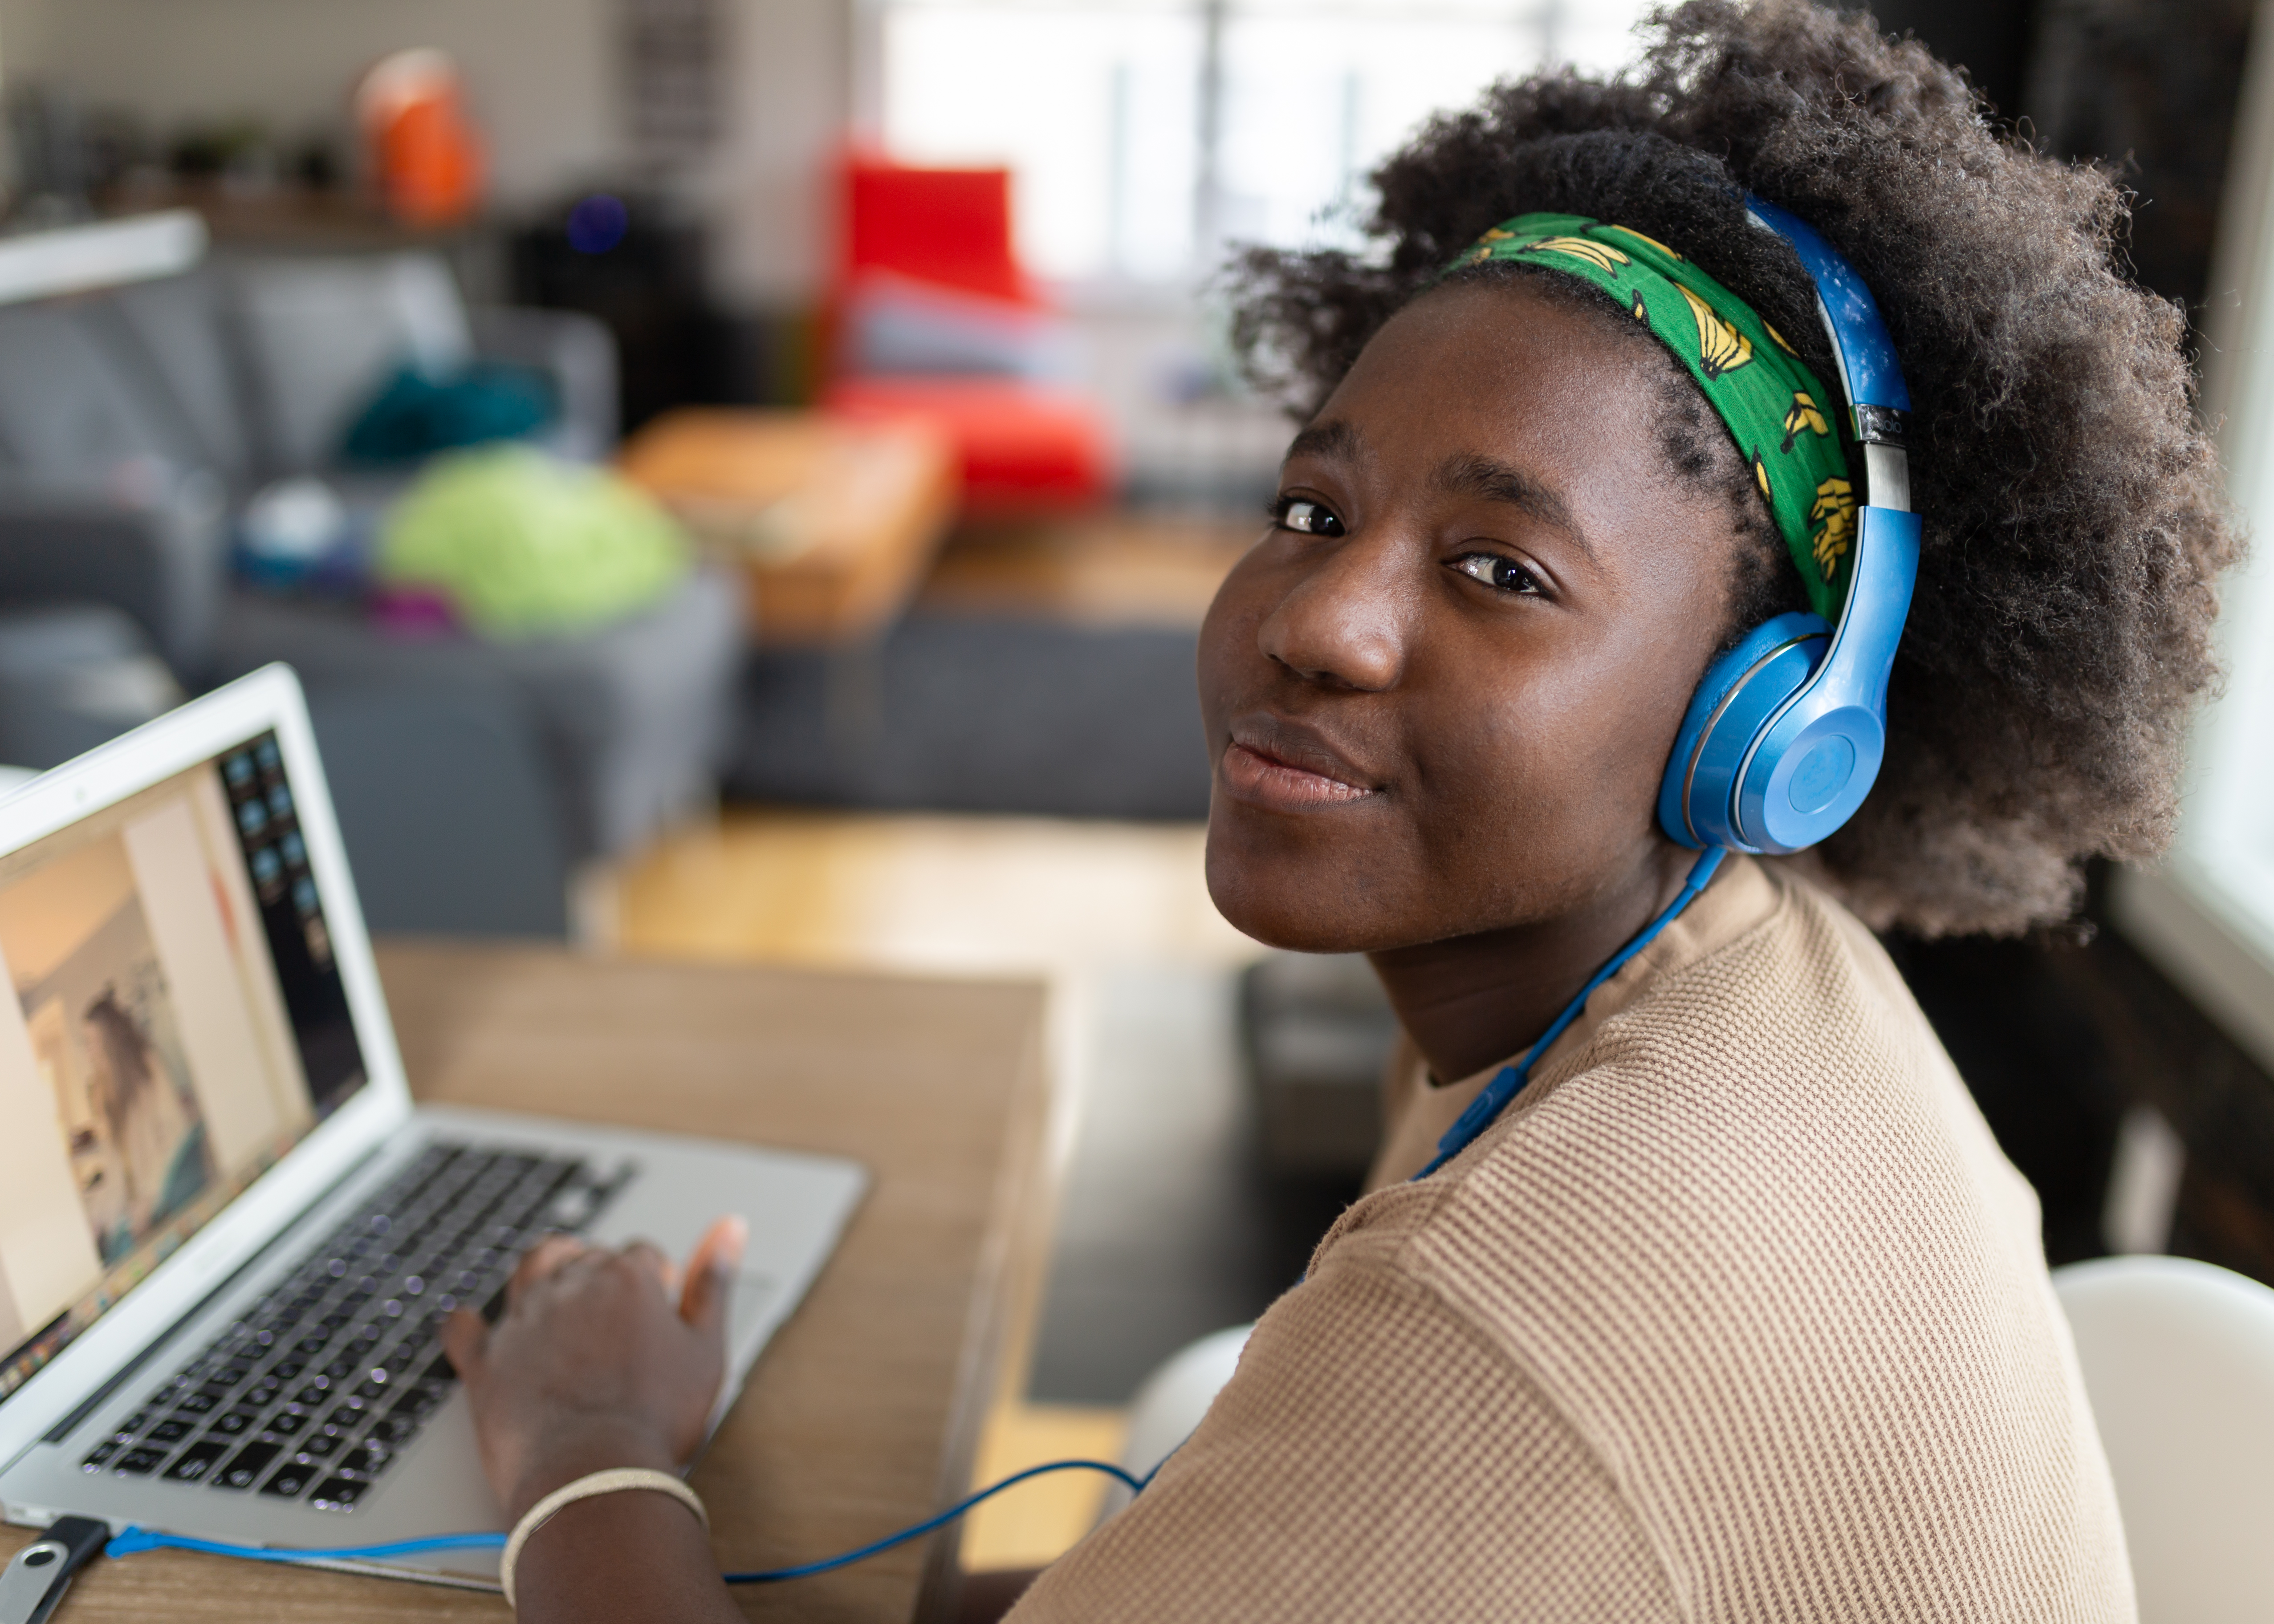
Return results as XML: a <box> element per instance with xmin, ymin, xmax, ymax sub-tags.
<box><xmin>822</xmin><ymin>154</ymin><xmax>1116</xmax><ymax>516</ymax></box>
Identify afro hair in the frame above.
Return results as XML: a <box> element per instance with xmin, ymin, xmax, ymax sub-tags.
<box><xmin>1226</xmin><ymin>0</ymin><xmax>2243</xmax><ymax>937</ymax></box>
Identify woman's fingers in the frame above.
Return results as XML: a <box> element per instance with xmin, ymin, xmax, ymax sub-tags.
<box><xmin>439</xmin><ymin>1306</ymin><xmax>489</xmax><ymax>1384</ymax></box>
<box><xmin>679</xmin><ymin>1215</ymin><xmax>748</xmax><ymax>1332</ymax></box>
<box><xmin>498</xmin><ymin>1222</ymin><xmax>744</xmax><ymax>1333</ymax></box>
<box><xmin>509</xmin><ymin>1234</ymin><xmax>590</xmax><ymax>1303</ymax></box>
<box><xmin>620</xmin><ymin>1240</ymin><xmax>675</xmax><ymax>1298</ymax></box>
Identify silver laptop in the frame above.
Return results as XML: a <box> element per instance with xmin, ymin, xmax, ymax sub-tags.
<box><xmin>0</xmin><ymin>665</ymin><xmax>866</xmax><ymax>1587</ymax></box>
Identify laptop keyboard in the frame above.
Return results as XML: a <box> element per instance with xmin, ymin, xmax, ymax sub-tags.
<box><xmin>79</xmin><ymin>1143</ymin><xmax>624</xmax><ymax>1512</ymax></box>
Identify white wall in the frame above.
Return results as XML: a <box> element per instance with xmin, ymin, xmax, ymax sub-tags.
<box><xmin>0</xmin><ymin>0</ymin><xmax>53</xmax><ymax>85</ymax></box>
<box><xmin>14</xmin><ymin>0</ymin><xmax>620</xmax><ymax>205</ymax></box>
<box><xmin>0</xmin><ymin>0</ymin><xmax>852</xmax><ymax>303</ymax></box>
<box><xmin>703</xmin><ymin>0</ymin><xmax>850</xmax><ymax>303</ymax></box>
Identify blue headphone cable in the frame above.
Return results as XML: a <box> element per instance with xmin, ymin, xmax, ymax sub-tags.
<box><xmin>1416</xmin><ymin>844</ymin><xmax>1728</xmax><ymax>1180</ymax></box>
<box><xmin>100</xmin><ymin>1456</ymin><xmax>1152</xmax><ymax>1583</ymax></box>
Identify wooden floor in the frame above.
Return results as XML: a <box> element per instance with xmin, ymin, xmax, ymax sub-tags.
<box><xmin>613</xmin><ymin>808</ymin><xmax>1257</xmax><ymax>975</ymax></box>
<box><xmin>965</xmin><ymin>1403</ymin><xmax>1133</xmax><ymax>1570</ymax></box>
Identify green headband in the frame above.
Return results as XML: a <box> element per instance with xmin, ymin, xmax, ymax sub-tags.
<box><xmin>1451</xmin><ymin>212</ymin><xmax>1856</xmax><ymax>620</ymax></box>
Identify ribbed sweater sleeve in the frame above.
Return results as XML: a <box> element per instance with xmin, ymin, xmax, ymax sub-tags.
<box><xmin>1004</xmin><ymin>861</ymin><xmax>2132</xmax><ymax>1621</ymax></box>
<box><xmin>1009</xmin><ymin>1250</ymin><xmax>1680</xmax><ymax>1624</ymax></box>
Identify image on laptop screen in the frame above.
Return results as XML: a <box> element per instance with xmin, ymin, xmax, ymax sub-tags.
<box><xmin>0</xmin><ymin>731</ymin><xmax>366</xmax><ymax>1405</ymax></box>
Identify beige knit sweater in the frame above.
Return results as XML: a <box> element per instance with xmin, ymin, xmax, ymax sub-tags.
<box><xmin>1011</xmin><ymin>857</ymin><xmax>2134</xmax><ymax>1622</ymax></box>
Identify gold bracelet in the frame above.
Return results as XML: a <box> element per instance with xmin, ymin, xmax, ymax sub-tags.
<box><xmin>499</xmin><ymin>1466</ymin><xmax>709</xmax><ymax>1609</ymax></box>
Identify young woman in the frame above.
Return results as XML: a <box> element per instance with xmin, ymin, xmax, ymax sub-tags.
<box><xmin>439</xmin><ymin>3</ymin><xmax>2237</xmax><ymax>1618</ymax></box>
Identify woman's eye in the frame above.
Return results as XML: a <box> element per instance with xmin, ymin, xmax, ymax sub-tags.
<box><xmin>1273</xmin><ymin>498</ymin><xmax>1345</xmax><ymax>538</ymax></box>
<box><xmin>1452</xmin><ymin>552</ymin><xmax>1544</xmax><ymax>595</ymax></box>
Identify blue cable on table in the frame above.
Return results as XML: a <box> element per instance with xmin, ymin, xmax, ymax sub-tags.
<box><xmin>103</xmin><ymin>1457</ymin><xmax>1153</xmax><ymax>1583</ymax></box>
<box><xmin>725</xmin><ymin>1458</ymin><xmax>1147</xmax><ymax>1583</ymax></box>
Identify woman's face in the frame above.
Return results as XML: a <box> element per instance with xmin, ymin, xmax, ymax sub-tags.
<box><xmin>1200</xmin><ymin>278</ymin><xmax>1750</xmax><ymax>954</ymax></box>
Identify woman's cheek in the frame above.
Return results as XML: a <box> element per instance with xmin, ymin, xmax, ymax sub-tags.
<box><xmin>1196</xmin><ymin>568</ymin><xmax>1274</xmax><ymax>728</ymax></box>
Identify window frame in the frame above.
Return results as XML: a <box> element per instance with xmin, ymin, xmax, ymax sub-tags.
<box><xmin>2108</xmin><ymin>8</ymin><xmax>2274</xmax><ymax>1076</ymax></box>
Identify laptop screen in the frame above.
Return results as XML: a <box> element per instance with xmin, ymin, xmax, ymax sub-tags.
<box><xmin>0</xmin><ymin>730</ymin><xmax>367</xmax><ymax>1404</ymax></box>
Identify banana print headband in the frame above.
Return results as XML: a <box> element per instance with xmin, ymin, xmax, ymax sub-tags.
<box><xmin>1450</xmin><ymin>212</ymin><xmax>1856</xmax><ymax>620</ymax></box>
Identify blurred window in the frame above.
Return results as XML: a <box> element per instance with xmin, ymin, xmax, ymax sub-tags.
<box><xmin>877</xmin><ymin>0</ymin><xmax>1656</xmax><ymax>283</ymax></box>
<box><xmin>2103</xmin><ymin>11</ymin><xmax>2274</xmax><ymax>1075</ymax></box>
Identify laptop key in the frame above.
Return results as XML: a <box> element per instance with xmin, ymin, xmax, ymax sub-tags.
<box><xmin>392</xmin><ymin>1384</ymin><xmax>445</xmax><ymax>1421</ymax></box>
<box><xmin>261</xmin><ymin>1460</ymin><xmax>318</xmax><ymax>1498</ymax></box>
<box><xmin>308</xmin><ymin>1476</ymin><xmax>367</xmax><ymax>1511</ymax></box>
<box><xmin>163</xmin><ymin>1442</ymin><xmax>229</xmax><ymax>1484</ymax></box>
<box><xmin>366</xmin><ymin>1413</ymin><xmax>421</xmax><ymax>1447</ymax></box>
<box><xmin>80</xmin><ymin>1441</ymin><xmax>120</xmax><ymax>1471</ymax></box>
<box><xmin>216</xmin><ymin>1442</ymin><xmax>281</xmax><ymax>1490</ymax></box>
<box><xmin>338</xmin><ymin>1445</ymin><xmax>394</xmax><ymax>1478</ymax></box>
<box><xmin>127</xmin><ymin>1145</ymin><xmax>590</xmax><ymax>1498</ymax></box>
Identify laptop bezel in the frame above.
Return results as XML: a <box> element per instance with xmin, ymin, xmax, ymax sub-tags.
<box><xmin>0</xmin><ymin>664</ymin><xmax>413</xmax><ymax>1472</ymax></box>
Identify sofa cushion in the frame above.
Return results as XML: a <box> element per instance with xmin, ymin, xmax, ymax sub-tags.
<box><xmin>305</xmin><ymin>683</ymin><xmax>570</xmax><ymax>937</ymax></box>
<box><xmin>229</xmin><ymin>253</ymin><xmax>475</xmax><ymax>472</ymax></box>
<box><xmin>0</xmin><ymin>474</ymin><xmax>230</xmax><ymax>677</ymax></box>
<box><xmin>840</xmin><ymin>270</ymin><xmax>1076</xmax><ymax>381</ymax></box>
<box><xmin>101</xmin><ymin>270</ymin><xmax>258</xmax><ymax>485</ymax></box>
<box><xmin>212</xmin><ymin>568</ymin><xmax>742</xmax><ymax>859</ymax></box>
<box><xmin>0</xmin><ymin>603</ymin><xmax>184</xmax><ymax>770</ymax></box>
<box><xmin>0</xmin><ymin>304</ymin><xmax>195</xmax><ymax>479</ymax></box>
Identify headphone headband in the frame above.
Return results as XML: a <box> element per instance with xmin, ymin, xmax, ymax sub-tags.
<box><xmin>1656</xmin><ymin>200</ymin><xmax>1920</xmax><ymax>855</ymax></box>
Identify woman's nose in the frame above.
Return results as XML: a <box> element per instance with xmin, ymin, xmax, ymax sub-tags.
<box><xmin>1256</xmin><ymin>528</ymin><xmax>1411</xmax><ymax>692</ymax></box>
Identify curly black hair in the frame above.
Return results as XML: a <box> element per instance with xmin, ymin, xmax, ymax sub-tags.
<box><xmin>1226</xmin><ymin>0</ymin><xmax>2241</xmax><ymax>938</ymax></box>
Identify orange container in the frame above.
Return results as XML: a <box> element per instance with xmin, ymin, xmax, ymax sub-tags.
<box><xmin>357</xmin><ymin>50</ymin><xmax>486</xmax><ymax>227</ymax></box>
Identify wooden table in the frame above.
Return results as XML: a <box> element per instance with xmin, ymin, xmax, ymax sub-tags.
<box><xmin>619</xmin><ymin>409</ymin><xmax>961</xmax><ymax>648</ymax></box>
<box><xmin>1</xmin><ymin>943</ymin><xmax>1058</xmax><ymax>1623</ymax></box>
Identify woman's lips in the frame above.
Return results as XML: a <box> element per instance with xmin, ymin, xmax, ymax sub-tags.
<box><xmin>1220</xmin><ymin>739</ymin><xmax>1377</xmax><ymax>811</ymax></box>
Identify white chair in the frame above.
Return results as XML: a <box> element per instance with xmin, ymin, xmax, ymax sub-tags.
<box><xmin>1097</xmin><ymin>1324</ymin><xmax>1252</xmax><ymax>1521</ymax></box>
<box><xmin>2054</xmin><ymin>1255</ymin><xmax>2274</xmax><ymax>1623</ymax></box>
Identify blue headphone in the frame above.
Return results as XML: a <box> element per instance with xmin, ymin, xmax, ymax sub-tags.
<box><xmin>1437</xmin><ymin>198</ymin><xmax>1927</xmax><ymax>1181</ymax></box>
<box><xmin>1655</xmin><ymin>199</ymin><xmax>1920</xmax><ymax>856</ymax></box>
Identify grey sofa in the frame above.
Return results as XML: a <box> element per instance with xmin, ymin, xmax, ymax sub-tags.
<box><xmin>0</xmin><ymin>251</ymin><xmax>742</xmax><ymax>934</ymax></box>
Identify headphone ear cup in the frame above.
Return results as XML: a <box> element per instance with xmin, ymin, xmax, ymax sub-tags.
<box><xmin>1657</xmin><ymin>612</ymin><xmax>1832</xmax><ymax>850</ymax></box>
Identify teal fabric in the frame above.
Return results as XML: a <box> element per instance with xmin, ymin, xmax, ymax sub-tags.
<box><xmin>342</xmin><ymin>362</ymin><xmax>555</xmax><ymax>464</ymax></box>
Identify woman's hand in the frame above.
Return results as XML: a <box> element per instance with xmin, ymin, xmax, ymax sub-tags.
<box><xmin>440</xmin><ymin>1215</ymin><xmax>748</xmax><ymax>1522</ymax></box>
